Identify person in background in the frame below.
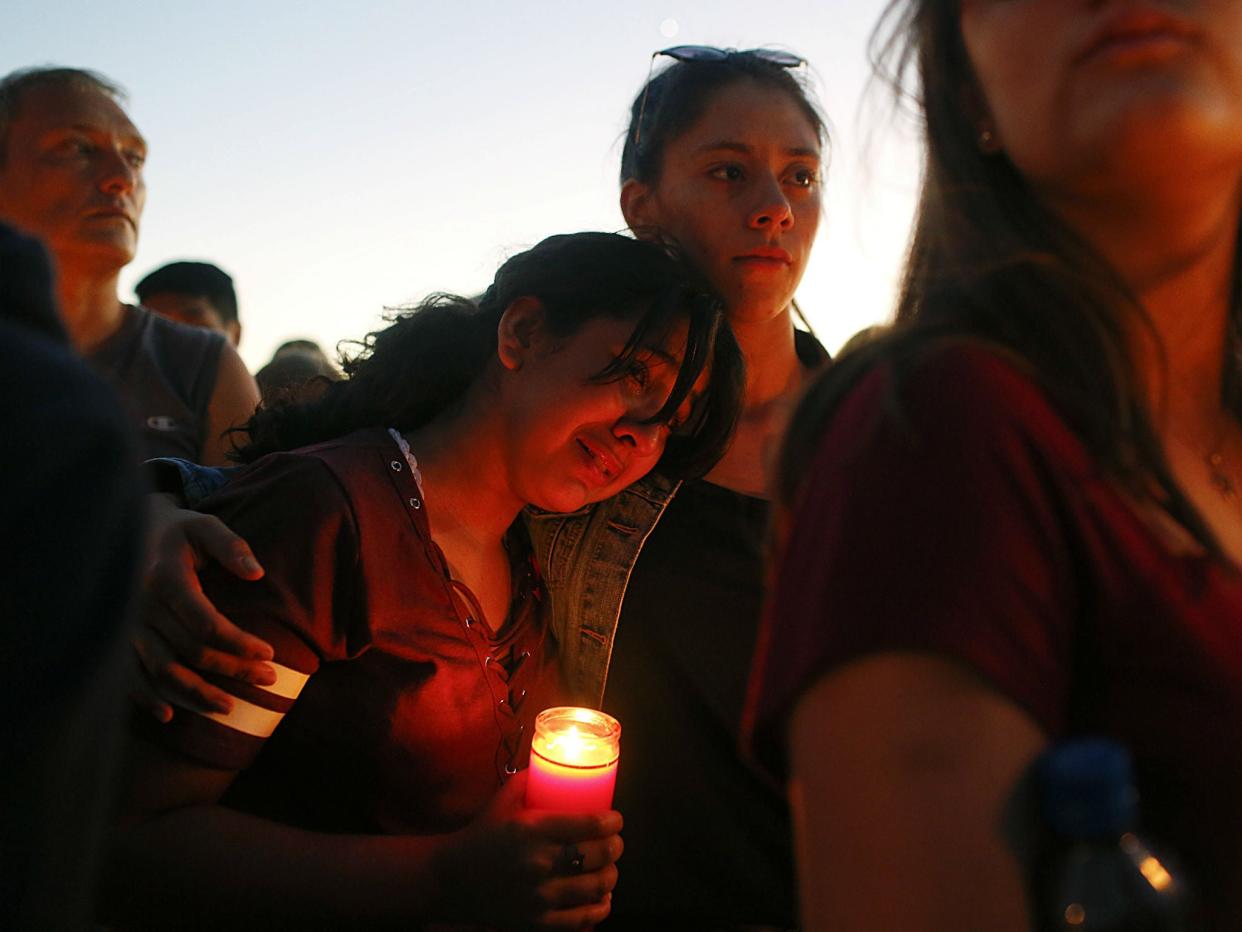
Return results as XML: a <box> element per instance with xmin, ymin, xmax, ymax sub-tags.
<box><xmin>0</xmin><ymin>67</ymin><xmax>258</xmax><ymax>464</ymax></box>
<box><xmin>134</xmin><ymin>46</ymin><xmax>827</xmax><ymax>930</ymax></box>
<box><xmin>747</xmin><ymin>0</ymin><xmax>1242</xmax><ymax>929</ymax></box>
<box><xmin>255</xmin><ymin>337</ymin><xmax>342</xmax><ymax>404</ymax></box>
<box><xmin>0</xmin><ymin>221</ymin><xmax>144</xmax><ymax>931</ymax></box>
<box><xmin>271</xmin><ymin>337</ymin><xmax>333</xmax><ymax>361</ymax></box>
<box><xmin>135</xmin><ymin>259</ymin><xmax>242</xmax><ymax>346</ymax></box>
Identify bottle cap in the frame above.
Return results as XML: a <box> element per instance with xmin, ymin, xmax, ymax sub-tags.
<box><xmin>1038</xmin><ymin>739</ymin><xmax>1137</xmax><ymax>838</ymax></box>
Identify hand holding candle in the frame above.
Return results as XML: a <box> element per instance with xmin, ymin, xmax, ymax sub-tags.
<box><xmin>526</xmin><ymin>707</ymin><xmax>621</xmax><ymax>812</ymax></box>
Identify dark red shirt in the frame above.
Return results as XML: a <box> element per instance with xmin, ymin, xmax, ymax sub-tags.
<box><xmin>148</xmin><ymin>429</ymin><xmax>567</xmax><ymax>834</ymax></box>
<box><xmin>747</xmin><ymin>344</ymin><xmax>1242</xmax><ymax>928</ymax></box>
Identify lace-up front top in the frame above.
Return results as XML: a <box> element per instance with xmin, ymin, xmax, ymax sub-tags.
<box><xmin>142</xmin><ymin>428</ymin><xmax>568</xmax><ymax>834</ymax></box>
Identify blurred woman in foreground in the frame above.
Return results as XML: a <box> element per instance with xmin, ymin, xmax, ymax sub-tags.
<box><xmin>748</xmin><ymin>0</ymin><xmax>1242</xmax><ymax>929</ymax></box>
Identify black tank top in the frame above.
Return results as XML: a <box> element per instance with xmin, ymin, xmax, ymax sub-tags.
<box><xmin>603</xmin><ymin>479</ymin><xmax>796</xmax><ymax>930</ymax></box>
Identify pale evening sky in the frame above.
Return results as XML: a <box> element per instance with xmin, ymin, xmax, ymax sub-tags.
<box><xmin>4</xmin><ymin>0</ymin><xmax>923</xmax><ymax>371</ymax></box>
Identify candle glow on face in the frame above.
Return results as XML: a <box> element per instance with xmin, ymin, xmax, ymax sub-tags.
<box><xmin>526</xmin><ymin>707</ymin><xmax>621</xmax><ymax>812</ymax></box>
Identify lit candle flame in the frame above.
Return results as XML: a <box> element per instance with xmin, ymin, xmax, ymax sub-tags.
<box><xmin>526</xmin><ymin>707</ymin><xmax>621</xmax><ymax>811</ymax></box>
<box><xmin>554</xmin><ymin>726</ymin><xmax>588</xmax><ymax>763</ymax></box>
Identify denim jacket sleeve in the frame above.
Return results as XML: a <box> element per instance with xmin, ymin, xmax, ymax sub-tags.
<box><xmin>144</xmin><ymin>457</ymin><xmax>238</xmax><ymax>507</ymax></box>
<box><xmin>523</xmin><ymin>472</ymin><xmax>680</xmax><ymax>708</ymax></box>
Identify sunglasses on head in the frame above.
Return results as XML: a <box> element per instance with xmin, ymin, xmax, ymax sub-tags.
<box><xmin>633</xmin><ymin>46</ymin><xmax>807</xmax><ymax>150</ymax></box>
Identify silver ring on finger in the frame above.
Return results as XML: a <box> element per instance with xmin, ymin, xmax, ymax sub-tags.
<box><xmin>556</xmin><ymin>842</ymin><xmax>585</xmax><ymax>875</ymax></box>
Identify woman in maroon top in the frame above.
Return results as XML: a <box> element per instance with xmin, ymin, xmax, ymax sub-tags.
<box><xmin>747</xmin><ymin>1</ymin><xmax>1242</xmax><ymax>929</ymax></box>
<box><xmin>105</xmin><ymin>232</ymin><xmax>743</xmax><ymax>929</ymax></box>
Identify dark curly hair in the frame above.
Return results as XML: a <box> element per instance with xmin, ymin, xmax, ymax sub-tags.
<box><xmin>235</xmin><ymin>232</ymin><xmax>744</xmax><ymax>480</ymax></box>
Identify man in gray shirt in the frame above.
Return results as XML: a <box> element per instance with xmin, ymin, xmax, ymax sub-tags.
<box><xmin>0</xmin><ymin>66</ymin><xmax>258</xmax><ymax>464</ymax></box>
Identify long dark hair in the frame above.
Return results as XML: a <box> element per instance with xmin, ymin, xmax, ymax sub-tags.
<box><xmin>237</xmin><ymin>232</ymin><xmax>744</xmax><ymax>480</ymax></box>
<box><xmin>777</xmin><ymin>0</ymin><xmax>1242</xmax><ymax>555</ymax></box>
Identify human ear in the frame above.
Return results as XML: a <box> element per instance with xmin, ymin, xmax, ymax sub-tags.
<box><xmin>496</xmin><ymin>295</ymin><xmax>547</xmax><ymax>371</ymax></box>
<box><xmin>227</xmin><ymin>321</ymin><xmax>242</xmax><ymax>346</ymax></box>
<box><xmin>620</xmin><ymin>178</ymin><xmax>661</xmax><ymax>236</ymax></box>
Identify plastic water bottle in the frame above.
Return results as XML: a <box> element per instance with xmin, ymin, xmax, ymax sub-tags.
<box><xmin>1035</xmin><ymin>739</ymin><xmax>1191</xmax><ymax>931</ymax></box>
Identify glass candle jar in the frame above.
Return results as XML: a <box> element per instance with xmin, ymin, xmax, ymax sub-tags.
<box><xmin>525</xmin><ymin>707</ymin><xmax>621</xmax><ymax>812</ymax></box>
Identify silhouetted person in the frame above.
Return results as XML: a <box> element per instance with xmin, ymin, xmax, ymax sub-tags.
<box><xmin>255</xmin><ymin>338</ymin><xmax>340</xmax><ymax>404</ymax></box>
<box><xmin>0</xmin><ymin>221</ymin><xmax>143</xmax><ymax>930</ymax></box>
